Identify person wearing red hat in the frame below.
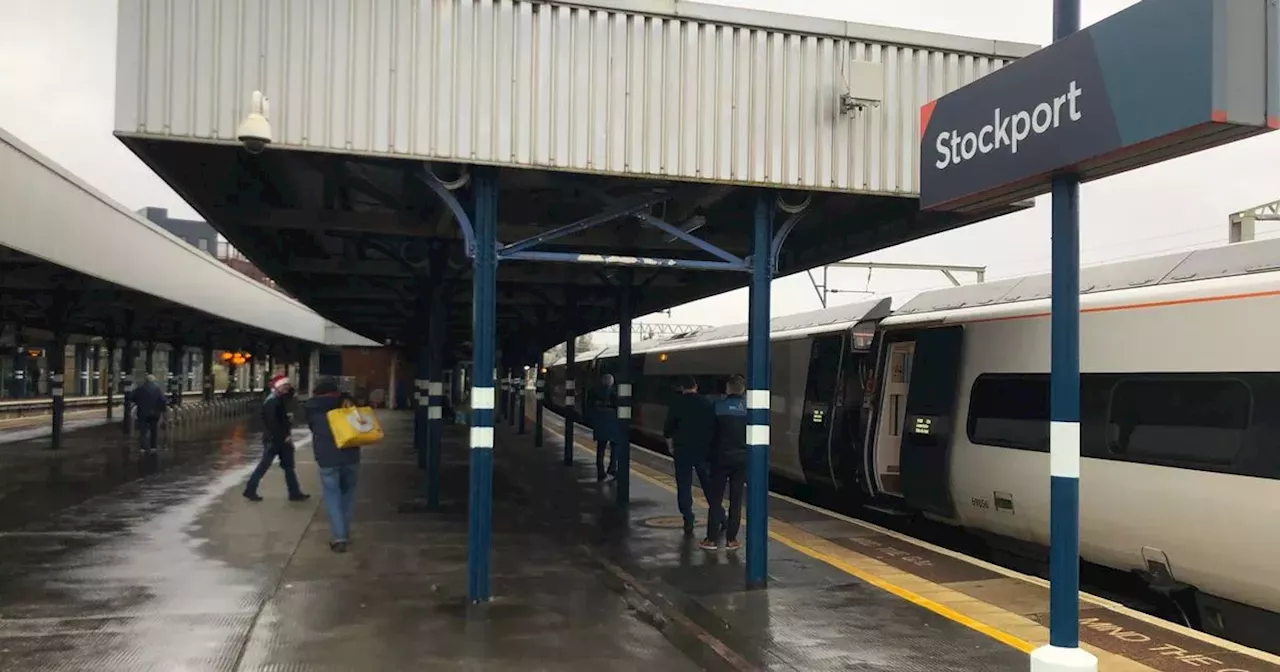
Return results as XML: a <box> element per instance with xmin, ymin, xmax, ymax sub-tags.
<box><xmin>243</xmin><ymin>374</ymin><xmax>310</xmax><ymax>502</ymax></box>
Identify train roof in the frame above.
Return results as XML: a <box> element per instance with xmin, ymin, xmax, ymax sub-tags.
<box><xmin>548</xmin><ymin>297</ymin><xmax>891</xmax><ymax>365</ymax></box>
<box><xmin>893</xmin><ymin>237</ymin><xmax>1280</xmax><ymax>316</ymax></box>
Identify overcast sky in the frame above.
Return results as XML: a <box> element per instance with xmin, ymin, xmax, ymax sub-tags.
<box><xmin>3</xmin><ymin>0</ymin><xmax>1278</xmax><ymax>343</ymax></box>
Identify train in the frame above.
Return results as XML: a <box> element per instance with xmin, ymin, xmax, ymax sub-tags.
<box><xmin>542</xmin><ymin>236</ymin><xmax>1280</xmax><ymax>652</ymax></box>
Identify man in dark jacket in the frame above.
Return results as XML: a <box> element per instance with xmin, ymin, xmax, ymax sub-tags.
<box><xmin>304</xmin><ymin>378</ymin><xmax>361</xmax><ymax>553</ymax></box>
<box><xmin>663</xmin><ymin>376</ymin><xmax>714</xmax><ymax>534</ymax></box>
<box><xmin>591</xmin><ymin>373</ymin><xmax>619</xmax><ymax>481</ymax></box>
<box><xmin>130</xmin><ymin>374</ymin><xmax>167</xmax><ymax>453</ymax></box>
<box><xmin>701</xmin><ymin>374</ymin><xmax>749</xmax><ymax>552</ymax></box>
<box><xmin>243</xmin><ymin>375</ymin><xmax>309</xmax><ymax>503</ymax></box>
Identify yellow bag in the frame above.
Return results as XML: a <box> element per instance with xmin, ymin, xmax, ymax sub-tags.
<box><xmin>326</xmin><ymin>401</ymin><xmax>384</xmax><ymax>449</ymax></box>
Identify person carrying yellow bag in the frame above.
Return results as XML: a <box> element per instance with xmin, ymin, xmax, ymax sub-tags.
<box><xmin>303</xmin><ymin>378</ymin><xmax>373</xmax><ymax>553</ymax></box>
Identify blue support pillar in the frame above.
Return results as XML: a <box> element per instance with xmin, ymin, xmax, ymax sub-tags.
<box><xmin>467</xmin><ymin>166</ymin><xmax>499</xmax><ymax>604</ymax></box>
<box><xmin>49</xmin><ymin>335</ymin><xmax>67</xmax><ymax>450</ymax></box>
<box><xmin>105</xmin><ymin>342</ymin><xmax>116</xmax><ymax>418</ymax></box>
<box><xmin>517</xmin><ymin>366</ymin><xmax>527</xmax><ymax>434</ymax></box>
<box><xmin>563</xmin><ymin>327</ymin><xmax>577</xmax><ymax>466</ymax></box>
<box><xmin>74</xmin><ymin>343</ymin><xmax>88</xmax><ymax>396</ymax></box>
<box><xmin>615</xmin><ymin>272</ymin><xmax>633</xmax><ymax>507</ymax></box>
<box><xmin>745</xmin><ymin>191</ymin><xmax>773</xmax><ymax>589</ymax></box>
<box><xmin>427</xmin><ymin>287</ymin><xmax>446</xmax><ymax>508</ymax></box>
<box><xmin>120</xmin><ymin>340</ymin><xmax>136</xmax><ymax>436</ymax></box>
<box><xmin>1032</xmin><ymin>2</ymin><xmax>1095</xmax><ymax>671</ymax></box>
<box><xmin>414</xmin><ymin>337</ymin><xmax>431</xmax><ymax>472</ymax></box>
<box><xmin>534</xmin><ymin>352</ymin><xmax>545</xmax><ymax>447</ymax></box>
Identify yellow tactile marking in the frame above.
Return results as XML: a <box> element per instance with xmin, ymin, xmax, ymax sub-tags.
<box><xmin>540</xmin><ymin>415</ymin><xmax>1166</xmax><ymax>670</ymax></box>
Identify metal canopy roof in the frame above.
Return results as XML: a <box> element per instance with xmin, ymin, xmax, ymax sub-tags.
<box><xmin>894</xmin><ymin>237</ymin><xmax>1280</xmax><ymax>316</ymax></box>
<box><xmin>0</xmin><ymin>128</ymin><xmax>353</xmax><ymax>354</ymax></box>
<box><xmin>120</xmin><ymin>139</ymin><xmax>1024</xmax><ymax>365</ymax></box>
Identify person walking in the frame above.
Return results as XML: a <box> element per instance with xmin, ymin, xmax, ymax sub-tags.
<box><xmin>701</xmin><ymin>374</ymin><xmax>749</xmax><ymax>552</ymax></box>
<box><xmin>130</xmin><ymin>374</ymin><xmax>167</xmax><ymax>453</ymax></box>
<box><xmin>303</xmin><ymin>378</ymin><xmax>362</xmax><ymax>553</ymax></box>
<box><xmin>591</xmin><ymin>372</ymin><xmax>620</xmax><ymax>481</ymax></box>
<box><xmin>663</xmin><ymin>376</ymin><xmax>715</xmax><ymax>535</ymax></box>
<box><xmin>243</xmin><ymin>375</ymin><xmax>310</xmax><ymax>502</ymax></box>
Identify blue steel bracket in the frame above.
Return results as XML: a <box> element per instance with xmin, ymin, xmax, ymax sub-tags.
<box><xmin>498</xmin><ymin>193</ymin><xmax>669</xmax><ymax>257</ymax></box>
<box><xmin>416</xmin><ymin>163</ymin><xmax>477</xmax><ymax>259</ymax></box>
<box><xmin>770</xmin><ymin>207</ymin><xmax>810</xmax><ymax>276</ymax></box>
<box><xmin>587</xmin><ymin>188</ymin><xmax>748</xmax><ymax>268</ymax></box>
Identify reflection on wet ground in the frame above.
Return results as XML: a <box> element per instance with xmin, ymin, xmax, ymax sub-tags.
<box><xmin>0</xmin><ymin>412</ymin><xmax>701</xmax><ymax>671</ymax></box>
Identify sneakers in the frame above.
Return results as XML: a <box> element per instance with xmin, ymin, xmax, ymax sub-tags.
<box><xmin>699</xmin><ymin>538</ymin><xmax>719</xmax><ymax>551</ymax></box>
<box><xmin>288</xmin><ymin>493</ymin><xmax>312</xmax><ymax>502</ymax></box>
<box><xmin>243</xmin><ymin>492</ymin><xmax>263</xmax><ymax>502</ymax></box>
<box><xmin>329</xmin><ymin>540</ymin><xmax>348</xmax><ymax>553</ymax></box>
<box><xmin>725</xmin><ymin>539</ymin><xmax>741</xmax><ymax>552</ymax></box>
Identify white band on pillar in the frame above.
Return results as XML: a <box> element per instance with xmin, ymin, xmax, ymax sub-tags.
<box><xmin>1050</xmin><ymin>421</ymin><xmax>1082</xmax><ymax>478</ymax></box>
<box><xmin>747</xmin><ymin>389</ymin><xmax>769</xmax><ymax>409</ymax></box>
<box><xmin>416</xmin><ymin>379</ymin><xmax>430</xmax><ymax>390</ymax></box>
<box><xmin>536</xmin><ymin>379</ymin><xmax>545</xmax><ymax>388</ymax></box>
<box><xmin>429</xmin><ymin>382</ymin><xmax>444</xmax><ymax>395</ymax></box>
<box><xmin>565</xmin><ymin>395</ymin><xmax>575</xmax><ymax>404</ymax></box>
<box><xmin>473</xmin><ymin>387</ymin><xmax>496</xmax><ymax>410</ymax></box>
<box><xmin>428</xmin><ymin>407</ymin><xmax>442</xmax><ymax>420</ymax></box>
<box><xmin>52</xmin><ymin>387</ymin><xmax>64</xmax><ymax>397</ymax></box>
<box><xmin>565</xmin><ymin>380</ymin><xmax>575</xmax><ymax>390</ymax></box>
<box><xmin>470</xmin><ymin>426</ymin><xmax>494</xmax><ymax>449</ymax></box>
<box><xmin>747</xmin><ymin>425</ymin><xmax>770</xmax><ymax>446</ymax></box>
<box><xmin>1030</xmin><ymin>645</ymin><xmax>1097</xmax><ymax>672</ymax></box>
<box><xmin>618</xmin><ymin>406</ymin><xmax>632</xmax><ymax>419</ymax></box>
<box><xmin>535</xmin><ymin>392</ymin><xmax>544</xmax><ymax>400</ymax></box>
<box><xmin>618</xmin><ymin>383</ymin><xmax>632</xmax><ymax>396</ymax></box>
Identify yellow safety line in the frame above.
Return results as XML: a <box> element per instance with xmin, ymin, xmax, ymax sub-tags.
<box><xmin>545</xmin><ymin>421</ymin><xmax>1036</xmax><ymax>655</ymax></box>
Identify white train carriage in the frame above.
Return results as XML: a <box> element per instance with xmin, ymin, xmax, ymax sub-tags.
<box><xmin>544</xmin><ymin>299</ymin><xmax>891</xmax><ymax>486</ymax></box>
<box><xmin>866</xmin><ymin>238</ymin><xmax>1280</xmax><ymax>649</ymax></box>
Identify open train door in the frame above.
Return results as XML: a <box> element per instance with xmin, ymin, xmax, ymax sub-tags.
<box><xmin>899</xmin><ymin>325</ymin><xmax>964</xmax><ymax>518</ymax></box>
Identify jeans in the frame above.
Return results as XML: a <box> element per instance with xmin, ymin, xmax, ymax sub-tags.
<box><xmin>320</xmin><ymin>464</ymin><xmax>360</xmax><ymax>542</ymax></box>
<box><xmin>673</xmin><ymin>453</ymin><xmax>709</xmax><ymax>528</ymax></box>
<box><xmin>244</xmin><ymin>440</ymin><xmax>303</xmax><ymax>498</ymax></box>
<box><xmin>137</xmin><ymin>416</ymin><xmax>160</xmax><ymax>452</ymax></box>
<box><xmin>705</xmin><ymin>461</ymin><xmax>746</xmax><ymax>542</ymax></box>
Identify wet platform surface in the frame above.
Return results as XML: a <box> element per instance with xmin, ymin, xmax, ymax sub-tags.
<box><xmin>0</xmin><ymin>404</ymin><xmax>1030</xmax><ymax>672</ymax></box>
<box><xmin>0</xmin><ymin>412</ymin><xmax>701</xmax><ymax>671</ymax></box>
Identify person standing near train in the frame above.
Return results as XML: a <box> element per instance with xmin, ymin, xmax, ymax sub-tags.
<box><xmin>702</xmin><ymin>374</ymin><xmax>749</xmax><ymax>552</ymax></box>
<box><xmin>591</xmin><ymin>373</ymin><xmax>620</xmax><ymax>481</ymax></box>
<box><xmin>663</xmin><ymin>376</ymin><xmax>715</xmax><ymax>535</ymax></box>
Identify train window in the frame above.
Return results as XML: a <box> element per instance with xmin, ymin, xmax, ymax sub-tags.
<box><xmin>1107</xmin><ymin>377</ymin><xmax>1251</xmax><ymax>465</ymax></box>
<box><xmin>967</xmin><ymin>374</ymin><xmax>1050</xmax><ymax>451</ymax></box>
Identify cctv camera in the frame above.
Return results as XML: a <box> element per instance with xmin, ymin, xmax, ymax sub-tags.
<box><xmin>237</xmin><ymin>90</ymin><xmax>273</xmax><ymax>154</ymax></box>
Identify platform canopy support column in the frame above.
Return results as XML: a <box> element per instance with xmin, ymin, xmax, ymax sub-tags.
<box><xmin>746</xmin><ymin>191</ymin><xmax>774</xmax><ymax>589</ymax></box>
<box><xmin>426</xmin><ymin>275</ymin><xmax>447</xmax><ymax>509</ymax></box>
<box><xmin>467</xmin><ymin>166</ymin><xmax>499</xmax><ymax>604</ymax></box>
<box><xmin>563</xmin><ymin>297</ymin><xmax>577</xmax><ymax>467</ymax></box>
<box><xmin>105</xmin><ymin>339</ymin><xmax>116</xmax><ymax>419</ymax></box>
<box><xmin>534</xmin><ymin>354</ymin><xmax>545</xmax><ymax>447</ymax></box>
<box><xmin>49</xmin><ymin>333</ymin><xmax>67</xmax><ymax>450</ymax></box>
<box><xmin>74</xmin><ymin>343</ymin><xmax>88</xmax><ymax>396</ymax></box>
<box><xmin>413</xmin><ymin>295</ymin><xmax>431</xmax><ymax>474</ymax></box>
<box><xmin>517</xmin><ymin>365</ymin><xmax>527</xmax><ymax>435</ymax></box>
<box><xmin>615</xmin><ymin>270</ymin><xmax>633</xmax><ymax>507</ymax></box>
<box><xmin>120</xmin><ymin>338</ymin><xmax>136</xmax><ymax>436</ymax></box>
<box><xmin>202</xmin><ymin>344</ymin><xmax>215</xmax><ymax>401</ymax></box>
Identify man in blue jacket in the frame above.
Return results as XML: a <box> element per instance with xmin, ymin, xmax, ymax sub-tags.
<box><xmin>304</xmin><ymin>378</ymin><xmax>362</xmax><ymax>553</ymax></box>
<box><xmin>130</xmin><ymin>374</ymin><xmax>167</xmax><ymax>453</ymax></box>
<box><xmin>701</xmin><ymin>374</ymin><xmax>749</xmax><ymax>552</ymax></box>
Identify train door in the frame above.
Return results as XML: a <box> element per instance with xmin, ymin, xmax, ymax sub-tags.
<box><xmin>873</xmin><ymin>340</ymin><xmax>914</xmax><ymax>496</ymax></box>
<box><xmin>898</xmin><ymin>326</ymin><xmax>964</xmax><ymax>518</ymax></box>
<box><xmin>797</xmin><ymin>334</ymin><xmax>843</xmax><ymax>486</ymax></box>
